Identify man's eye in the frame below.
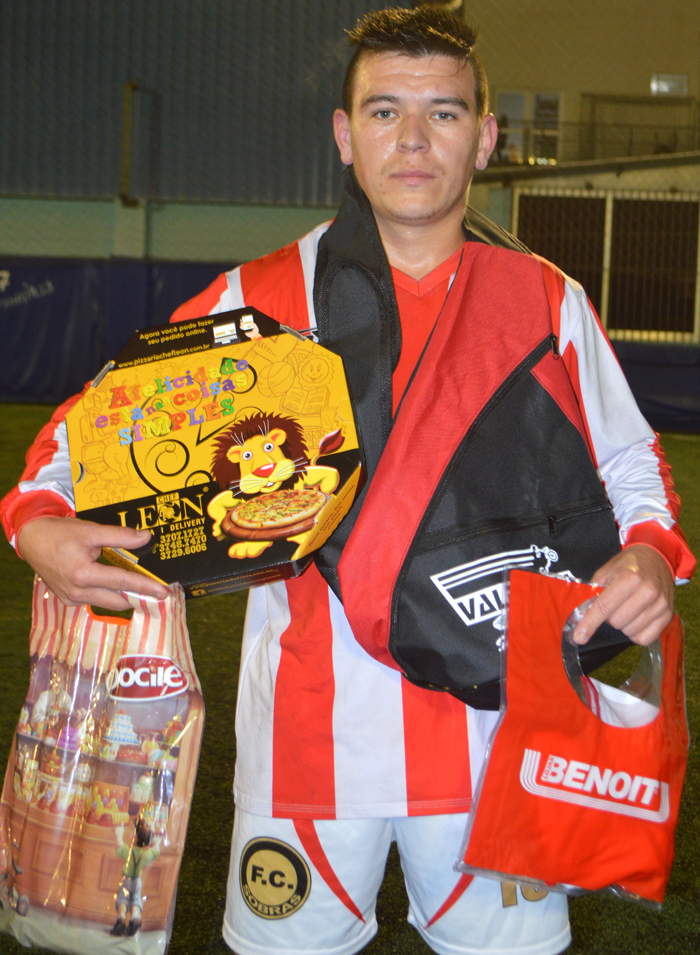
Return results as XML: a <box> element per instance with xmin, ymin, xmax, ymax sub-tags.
<box><xmin>434</xmin><ymin>112</ymin><xmax>456</xmax><ymax>121</ymax></box>
<box><xmin>374</xmin><ymin>109</ymin><xmax>394</xmax><ymax>119</ymax></box>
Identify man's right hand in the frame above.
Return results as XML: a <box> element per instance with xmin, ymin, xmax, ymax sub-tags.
<box><xmin>17</xmin><ymin>517</ymin><xmax>169</xmax><ymax>611</ymax></box>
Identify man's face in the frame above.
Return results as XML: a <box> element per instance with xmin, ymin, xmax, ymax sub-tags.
<box><xmin>333</xmin><ymin>52</ymin><xmax>497</xmax><ymax>231</ymax></box>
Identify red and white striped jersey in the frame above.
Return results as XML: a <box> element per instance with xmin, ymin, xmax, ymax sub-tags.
<box><xmin>1</xmin><ymin>222</ymin><xmax>695</xmax><ymax>820</ymax></box>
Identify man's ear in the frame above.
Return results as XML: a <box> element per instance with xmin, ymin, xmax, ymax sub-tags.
<box><xmin>475</xmin><ymin>113</ymin><xmax>499</xmax><ymax>171</ymax></box>
<box><xmin>333</xmin><ymin>109</ymin><xmax>353</xmax><ymax>166</ymax></box>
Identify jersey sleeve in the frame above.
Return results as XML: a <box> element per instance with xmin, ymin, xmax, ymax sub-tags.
<box><xmin>0</xmin><ymin>389</ymin><xmax>86</xmax><ymax>552</ymax></box>
<box><xmin>169</xmin><ymin>222</ymin><xmax>330</xmax><ymax>329</ymax></box>
<box><xmin>554</xmin><ymin>272</ymin><xmax>695</xmax><ymax>584</ymax></box>
<box><xmin>169</xmin><ymin>273</ymin><xmax>232</xmax><ymax>323</ymax></box>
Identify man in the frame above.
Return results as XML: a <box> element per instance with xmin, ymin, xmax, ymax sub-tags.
<box><xmin>2</xmin><ymin>8</ymin><xmax>694</xmax><ymax>955</ymax></box>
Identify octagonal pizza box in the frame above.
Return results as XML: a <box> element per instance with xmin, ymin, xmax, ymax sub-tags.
<box><xmin>65</xmin><ymin>307</ymin><xmax>363</xmax><ymax>597</ymax></box>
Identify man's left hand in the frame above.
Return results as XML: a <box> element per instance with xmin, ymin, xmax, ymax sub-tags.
<box><xmin>572</xmin><ymin>545</ymin><xmax>674</xmax><ymax>647</ymax></box>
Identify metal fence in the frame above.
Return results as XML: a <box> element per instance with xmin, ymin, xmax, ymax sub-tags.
<box><xmin>513</xmin><ymin>188</ymin><xmax>700</xmax><ymax>343</ymax></box>
<box><xmin>491</xmin><ymin>122</ymin><xmax>700</xmax><ymax>167</ymax></box>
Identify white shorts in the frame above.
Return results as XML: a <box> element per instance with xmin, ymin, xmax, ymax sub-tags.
<box><xmin>223</xmin><ymin>808</ymin><xmax>571</xmax><ymax>955</ymax></box>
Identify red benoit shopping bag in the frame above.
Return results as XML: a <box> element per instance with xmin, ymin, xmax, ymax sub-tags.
<box><xmin>459</xmin><ymin>570</ymin><xmax>688</xmax><ymax>906</ymax></box>
<box><xmin>0</xmin><ymin>578</ymin><xmax>204</xmax><ymax>954</ymax></box>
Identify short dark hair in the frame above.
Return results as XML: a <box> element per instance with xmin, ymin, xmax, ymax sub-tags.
<box><xmin>342</xmin><ymin>6</ymin><xmax>488</xmax><ymax>119</ymax></box>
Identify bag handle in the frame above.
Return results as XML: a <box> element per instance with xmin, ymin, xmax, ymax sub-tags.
<box><xmin>562</xmin><ymin>597</ymin><xmax>662</xmax><ymax>726</ymax></box>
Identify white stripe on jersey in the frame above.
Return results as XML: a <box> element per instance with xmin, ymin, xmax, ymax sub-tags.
<box><xmin>233</xmin><ymin>581</ymin><xmax>288</xmax><ymax>816</ymax></box>
<box><xmin>224</xmin><ymin>267</ymin><xmax>245</xmax><ymax>310</ymax></box>
<box><xmin>297</xmin><ymin>222</ymin><xmax>331</xmax><ymax>331</ymax></box>
<box><xmin>600</xmin><ymin>438</ymin><xmax>676</xmax><ymax>536</ymax></box>
<box><xmin>558</xmin><ymin>280</ymin><xmax>674</xmax><ymax>538</ymax></box>
<box><xmin>466</xmin><ymin>706</ymin><xmax>500</xmax><ymax>798</ymax></box>
<box><xmin>328</xmin><ymin>588</ymin><xmax>408</xmax><ymax>819</ymax></box>
<box><xmin>17</xmin><ymin>418</ymin><xmax>75</xmax><ymax>521</ymax></box>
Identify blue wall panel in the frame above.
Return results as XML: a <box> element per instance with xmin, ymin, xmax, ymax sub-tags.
<box><xmin>0</xmin><ymin>258</ymin><xmax>235</xmax><ymax>403</ymax></box>
<box><xmin>1</xmin><ymin>258</ymin><xmax>699</xmax><ymax>434</ymax></box>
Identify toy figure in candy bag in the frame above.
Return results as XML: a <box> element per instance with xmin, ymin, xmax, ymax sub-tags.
<box><xmin>30</xmin><ymin>663</ymin><xmax>72</xmax><ymax>740</ymax></box>
<box><xmin>110</xmin><ymin>813</ymin><xmax>162</xmax><ymax>937</ymax></box>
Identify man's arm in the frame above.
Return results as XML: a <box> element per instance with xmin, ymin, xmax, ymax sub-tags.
<box><xmin>3</xmin><ymin>268</ymin><xmax>243</xmax><ymax>605</ymax></box>
<box><xmin>549</xmin><ymin>269</ymin><xmax>695</xmax><ymax>645</ymax></box>
<box><xmin>17</xmin><ymin>518</ymin><xmax>167</xmax><ymax>611</ymax></box>
<box><xmin>3</xmin><ymin>265</ymin><xmax>246</xmax><ymax>608</ymax></box>
<box><xmin>2</xmin><ymin>392</ymin><xmax>167</xmax><ymax>611</ymax></box>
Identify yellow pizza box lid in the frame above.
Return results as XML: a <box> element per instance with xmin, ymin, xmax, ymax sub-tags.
<box><xmin>66</xmin><ymin>307</ymin><xmax>362</xmax><ymax>597</ymax></box>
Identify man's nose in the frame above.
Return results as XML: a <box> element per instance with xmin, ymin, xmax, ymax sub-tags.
<box><xmin>397</xmin><ymin>114</ymin><xmax>429</xmax><ymax>152</ymax></box>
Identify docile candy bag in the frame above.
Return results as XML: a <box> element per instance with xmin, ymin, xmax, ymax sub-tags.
<box><xmin>459</xmin><ymin>569</ymin><xmax>688</xmax><ymax>907</ymax></box>
<box><xmin>0</xmin><ymin>578</ymin><xmax>204</xmax><ymax>954</ymax></box>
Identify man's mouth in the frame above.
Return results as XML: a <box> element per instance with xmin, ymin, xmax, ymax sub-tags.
<box><xmin>391</xmin><ymin>170</ymin><xmax>434</xmax><ymax>180</ymax></box>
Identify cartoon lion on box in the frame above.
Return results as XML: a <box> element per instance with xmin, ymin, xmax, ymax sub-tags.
<box><xmin>207</xmin><ymin>412</ymin><xmax>343</xmax><ymax>559</ymax></box>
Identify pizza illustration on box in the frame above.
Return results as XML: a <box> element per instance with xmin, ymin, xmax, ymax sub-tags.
<box><xmin>207</xmin><ymin>411</ymin><xmax>344</xmax><ymax>560</ymax></box>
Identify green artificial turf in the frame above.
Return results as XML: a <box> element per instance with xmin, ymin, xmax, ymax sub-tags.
<box><xmin>0</xmin><ymin>407</ymin><xmax>698</xmax><ymax>955</ymax></box>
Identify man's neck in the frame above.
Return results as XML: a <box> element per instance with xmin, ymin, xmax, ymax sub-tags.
<box><xmin>375</xmin><ymin>212</ymin><xmax>466</xmax><ymax>280</ymax></box>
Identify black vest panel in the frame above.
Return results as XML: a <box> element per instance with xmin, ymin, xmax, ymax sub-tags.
<box><xmin>313</xmin><ymin>168</ymin><xmax>628</xmax><ymax>709</ymax></box>
<box><xmin>390</xmin><ymin>339</ymin><xmax>625</xmax><ymax>708</ymax></box>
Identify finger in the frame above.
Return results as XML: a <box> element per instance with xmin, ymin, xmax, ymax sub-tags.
<box><xmin>591</xmin><ymin>589</ymin><xmax>659</xmax><ymax>635</ymax></box>
<box><xmin>77</xmin><ymin>589</ymin><xmax>136</xmax><ymax>612</ymax></box>
<box><xmin>573</xmin><ymin>583</ymin><xmax>670</xmax><ymax>645</ymax></box>
<box><xmin>624</xmin><ymin>613</ymin><xmax>673</xmax><ymax>646</ymax></box>
<box><xmin>39</xmin><ymin>577</ymin><xmax>134</xmax><ymax>611</ymax></box>
<box><xmin>59</xmin><ymin>563</ymin><xmax>168</xmax><ymax>605</ymax></box>
<box><xmin>83</xmin><ymin>564</ymin><xmax>169</xmax><ymax>601</ymax></box>
<box><xmin>572</xmin><ymin>596</ymin><xmax>609</xmax><ymax>645</ymax></box>
<box><xmin>53</xmin><ymin>578</ymin><xmax>168</xmax><ymax>611</ymax></box>
<box><xmin>615</xmin><ymin>601</ymin><xmax>672</xmax><ymax>643</ymax></box>
<box><xmin>79</xmin><ymin>522</ymin><xmax>153</xmax><ymax>550</ymax></box>
<box><xmin>573</xmin><ymin>567</ymin><xmax>661</xmax><ymax>641</ymax></box>
<box><xmin>574</xmin><ymin>545</ymin><xmax>674</xmax><ymax>645</ymax></box>
<box><xmin>572</xmin><ymin>574</ymin><xmax>636</xmax><ymax>644</ymax></box>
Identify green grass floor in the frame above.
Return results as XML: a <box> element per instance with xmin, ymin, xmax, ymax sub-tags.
<box><xmin>0</xmin><ymin>406</ymin><xmax>698</xmax><ymax>955</ymax></box>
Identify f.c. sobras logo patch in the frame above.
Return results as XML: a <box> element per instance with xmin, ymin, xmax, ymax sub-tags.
<box><xmin>240</xmin><ymin>838</ymin><xmax>311</xmax><ymax>919</ymax></box>
<box><xmin>106</xmin><ymin>655</ymin><xmax>189</xmax><ymax>701</ymax></box>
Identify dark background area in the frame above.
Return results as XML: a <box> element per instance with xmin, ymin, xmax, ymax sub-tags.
<box><xmin>517</xmin><ymin>194</ymin><xmax>700</xmax><ymax>431</ymax></box>
<box><xmin>0</xmin><ymin>0</ymin><xmax>407</xmax><ymax>207</ymax></box>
